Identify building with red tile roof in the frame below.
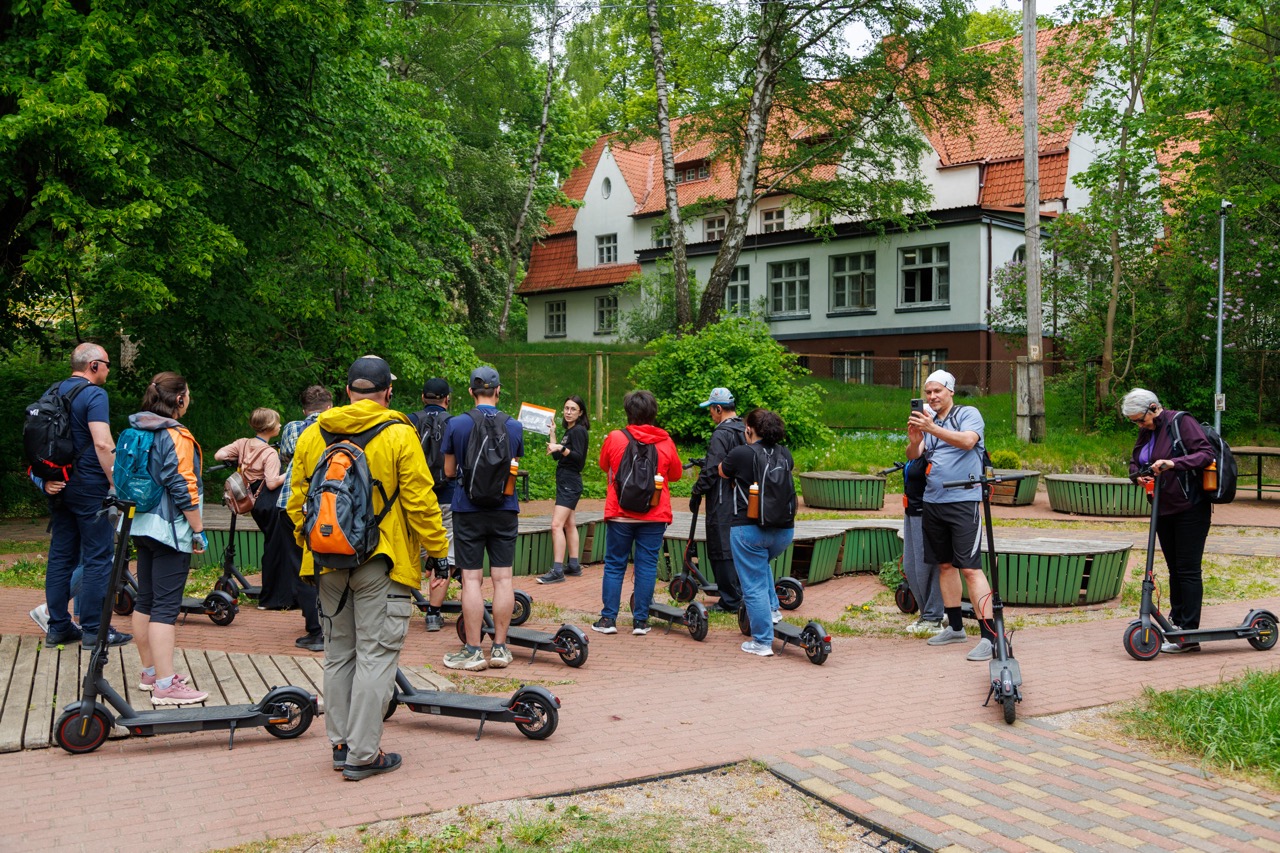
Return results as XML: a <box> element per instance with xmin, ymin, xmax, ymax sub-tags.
<box><xmin>520</xmin><ymin>23</ymin><xmax>1112</xmax><ymax>392</ymax></box>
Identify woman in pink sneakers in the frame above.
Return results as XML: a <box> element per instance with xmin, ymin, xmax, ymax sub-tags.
<box><xmin>124</xmin><ymin>373</ymin><xmax>210</xmax><ymax>705</ymax></box>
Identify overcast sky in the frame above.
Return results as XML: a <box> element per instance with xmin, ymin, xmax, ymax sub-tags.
<box><xmin>972</xmin><ymin>0</ymin><xmax>1072</xmax><ymax>21</ymax></box>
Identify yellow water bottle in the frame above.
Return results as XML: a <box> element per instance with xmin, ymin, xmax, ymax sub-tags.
<box><xmin>504</xmin><ymin>458</ymin><xmax>518</xmax><ymax>496</ymax></box>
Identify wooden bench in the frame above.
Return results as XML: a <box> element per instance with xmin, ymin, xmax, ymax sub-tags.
<box><xmin>1231</xmin><ymin>446</ymin><xmax>1280</xmax><ymax>500</ymax></box>
<box><xmin>798</xmin><ymin>472</ymin><xmax>885</xmax><ymax>510</ymax></box>
<box><xmin>967</xmin><ymin>536</ymin><xmax>1133</xmax><ymax>606</ymax></box>
<box><xmin>1044</xmin><ymin>474</ymin><xmax>1148</xmax><ymax>517</ymax></box>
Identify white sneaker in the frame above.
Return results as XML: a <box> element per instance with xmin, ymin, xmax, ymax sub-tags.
<box><xmin>908</xmin><ymin>618</ymin><xmax>943</xmax><ymax>636</ymax></box>
<box><xmin>771</xmin><ymin>610</ymin><xmax>782</xmax><ymax>624</ymax></box>
<box><xmin>927</xmin><ymin>626</ymin><xmax>968</xmax><ymax>646</ymax></box>
<box><xmin>29</xmin><ymin>605</ymin><xmax>50</xmax><ymax>634</ymax></box>
<box><xmin>741</xmin><ymin>640</ymin><xmax>774</xmax><ymax>657</ymax></box>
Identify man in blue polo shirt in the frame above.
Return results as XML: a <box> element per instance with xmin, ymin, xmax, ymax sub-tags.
<box><xmin>44</xmin><ymin>342</ymin><xmax>132</xmax><ymax>648</ymax></box>
<box><xmin>441</xmin><ymin>367</ymin><xmax>523</xmax><ymax>671</ymax></box>
<box><xmin>906</xmin><ymin>369</ymin><xmax>994</xmax><ymax>661</ymax></box>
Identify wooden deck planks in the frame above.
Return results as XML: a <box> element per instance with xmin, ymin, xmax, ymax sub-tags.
<box><xmin>0</xmin><ymin>635</ymin><xmax>37</xmax><ymax>753</ymax></box>
<box><xmin>25</xmin><ymin>637</ymin><xmax>59</xmax><ymax>750</ymax></box>
<box><xmin>207</xmin><ymin>650</ymin><xmax>252</xmax><ymax>706</ymax></box>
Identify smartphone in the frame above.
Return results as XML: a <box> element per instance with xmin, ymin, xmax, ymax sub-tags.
<box><xmin>910</xmin><ymin>398</ymin><xmax>924</xmax><ymax>413</ymax></box>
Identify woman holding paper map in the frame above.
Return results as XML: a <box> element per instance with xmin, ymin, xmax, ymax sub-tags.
<box><xmin>538</xmin><ymin>396</ymin><xmax>590</xmax><ymax>585</ymax></box>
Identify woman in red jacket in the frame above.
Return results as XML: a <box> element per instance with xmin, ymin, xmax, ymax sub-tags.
<box><xmin>592</xmin><ymin>390</ymin><xmax>683</xmax><ymax>636</ymax></box>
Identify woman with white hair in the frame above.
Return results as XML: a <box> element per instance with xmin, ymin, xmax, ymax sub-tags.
<box><xmin>1122</xmin><ymin>388</ymin><xmax>1215</xmax><ymax>652</ymax></box>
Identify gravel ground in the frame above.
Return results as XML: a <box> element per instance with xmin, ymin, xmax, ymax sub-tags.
<box><xmin>251</xmin><ymin>762</ymin><xmax>916</xmax><ymax>852</ymax></box>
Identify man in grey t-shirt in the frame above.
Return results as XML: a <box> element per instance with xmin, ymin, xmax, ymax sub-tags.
<box><xmin>906</xmin><ymin>370</ymin><xmax>997</xmax><ymax>662</ymax></box>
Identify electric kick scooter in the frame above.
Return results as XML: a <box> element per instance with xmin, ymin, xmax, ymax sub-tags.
<box><xmin>1122</xmin><ymin>466</ymin><xmax>1278</xmax><ymax>660</ymax></box>
<box><xmin>410</xmin><ymin>578</ymin><xmax>533</xmax><ymax>630</ymax></box>
<box><xmin>54</xmin><ymin>497</ymin><xmax>319</xmax><ymax>754</ymax></box>
<box><xmin>454</xmin><ymin>610</ymin><xmax>589</xmax><ymax>668</ymax></box>
<box><xmin>384</xmin><ymin>668</ymin><xmax>560</xmax><ymax>740</ymax></box>
<box><xmin>944</xmin><ymin>468</ymin><xmax>1030</xmax><ymax>724</ymax></box>
<box><xmin>668</xmin><ymin>464</ymin><xmax>804</xmax><ymax>611</ymax></box>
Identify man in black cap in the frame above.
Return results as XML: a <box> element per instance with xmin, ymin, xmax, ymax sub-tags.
<box><xmin>441</xmin><ymin>366</ymin><xmax>524</xmax><ymax>671</ymax></box>
<box><xmin>690</xmin><ymin>387</ymin><xmax>744</xmax><ymax>613</ymax></box>
<box><xmin>408</xmin><ymin>378</ymin><xmax>455</xmax><ymax>632</ymax></box>
<box><xmin>287</xmin><ymin>354</ymin><xmax>449</xmax><ymax>779</ymax></box>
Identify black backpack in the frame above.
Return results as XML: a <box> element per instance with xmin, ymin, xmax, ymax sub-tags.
<box><xmin>413</xmin><ymin>410</ymin><xmax>451</xmax><ymax>496</ymax></box>
<box><xmin>1170</xmin><ymin>412</ymin><xmax>1237</xmax><ymax>504</ymax></box>
<box><xmin>461</xmin><ymin>409</ymin><xmax>512</xmax><ymax>508</ymax></box>
<box><xmin>749</xmin><ymin>443</ymin><xmax>796</xmax><ymax>527</ymax></box>
<box><xmin>23</xmin><ymin>379</ymin><xmax>91</xmax><ymax>482</ymax></box>
<box><xmin>614</xmin><ymin>428</ymin><xmax>657</xmax><ymax>513</ymax></box>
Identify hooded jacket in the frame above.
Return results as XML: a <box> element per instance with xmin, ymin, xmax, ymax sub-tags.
<box><xmin>1128</xmin><ymin>409</ymin><xmax>1214</xmax><ymax>516</ymax></box>
<box><xmin>286</xmin><ymin>399</ymin><xmax>448</xmax><ymax>588</ymax></box>
<box><xmin>126</xmin><ymin>412</ymin><xmax>203</xmax><ymax>552</ymax></box>
<box><xmin>598</xmin><ymin>423</ymin><xmax>683</xmax><ymax>522</ymax></box>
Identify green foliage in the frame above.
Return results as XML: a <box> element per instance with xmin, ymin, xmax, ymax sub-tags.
<box><xmin>878</xmin><ymin>559</ymin><xmax>905</xmax><ymax>591</ymax></box>
<box><xmin>989</xmin><ymin>449</ymin><xmax>1022</xmax><ymax>469</ymax></box>
<box><xmin>1117</xmin><ymin>669</ymin><xmax>1280</xmax><ymax>786</ymax></box>
<box><xmin>627</xmin><ymin>318</ymin><xmax>830</xmax><ymax>448</ymax></box>
<box><xmin>615</xmin><ymin>265</ymin><xmax>700</xmax><ymax>344</ymax></box>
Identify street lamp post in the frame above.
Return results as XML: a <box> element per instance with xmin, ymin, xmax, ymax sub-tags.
<box><xmin>1214</xmin><ymin>199</ymin><xmax>1231</xmax><ymax>433</ymax></box>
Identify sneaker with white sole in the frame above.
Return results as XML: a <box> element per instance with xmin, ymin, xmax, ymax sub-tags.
<box><xmin>966</xmin><ymin>638</ymin><xmax>994</xmax><ymax>661</ymax></box>
<box><xmin>139</xmin><ymin>671</ymin><xmax>188</xmax><ymax>692</ymax></box>
<box><xmin>489</xmin><ymin>644</ymin><xmax>514</xmax><ymax>669</ymax></box>
<box><xmin>908</xmin><ymin>618</ymin><xmax>943</xmax><ymax>636</ymax></box>
<box><xmin>591</xmin><ymin>617</ymin><xmax>617</xmax><ymax>634</ymax></box>
<box><xmin>424</xmin><ymin>613</ymin><xmax>444</xmax><ymax>633</ymax></box>
<box><xmin>741</xmin><ymin>640</ymin><xmax>774</xmax><ymax>657</ymax></box>
<box><xmin>771</xmin><ymin>610</ymin><xmax>782</xmax><ymax>624</ymax></box>
<box><xmin>151</xmin><ymin>677</ymin><xmax>208</xmax><ymax>705</ymax></box>
<box><xmin>632</xmin><ymin>620</ymin><xmax>650</xmax><ymax>635</ymax></box>
<box><xmin>29</xmin><ymin>605</ymin><xmax>50</xmax><ymax>634</ymax></box>
<box><xmin>1161</xmin><ymin>641</ymin><xmax>1201</xmax><ymax>654</ymax></box>
<box><xmin>443</xmin><ymin>645</ymin><xmax>489</xmax><ymax>671</ymax></box>
<box><xmin>926</xmin><ymin>626</ymin><xmax>968</xmax><ymax>646</ymax></box>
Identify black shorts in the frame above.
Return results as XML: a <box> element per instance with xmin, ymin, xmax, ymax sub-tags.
<box><xmin>922</xmin><ymin>501</ymin><xmax>983</xmax><ymax>569</ymax></box>
<box><xmin>452</xmin><ymin>510</ymin><xmax>519</xmax><ymax>570</ymax></box>
<box><xmin>133</xmin><ymin>535</ymin><xmax>192</xmax><ymax>624</ymax></box>
<box><xmin>554</xmin><ymin>469</ymin><xmax>583</xmax><ymax>510</ymax></box>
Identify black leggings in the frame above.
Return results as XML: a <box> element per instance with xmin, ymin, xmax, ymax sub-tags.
<box><xmin>134</xmin><ymin>535</ymin><xmax>192</xmax><ymax>624</ymax></box>
<box><xmin>1155</xmin><ymin>499</ymin><xmax>1212</xmax><ymax>631</ymax></box>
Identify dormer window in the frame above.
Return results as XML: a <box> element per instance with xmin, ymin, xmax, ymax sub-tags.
<box><xmin>762</xmin><ymin>208</ymin><xmax>786</xmax><ymax>233</ymax></box>
<box><xmin>674</xmin><ymin>161</ymin><xmax>710</xmax><ymax>184</ymax></box>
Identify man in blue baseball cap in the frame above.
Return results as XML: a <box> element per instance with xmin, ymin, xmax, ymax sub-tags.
<box><xmin>690</xmin><ymin>387</ymin><xmax>745</xmax><ymax>613</ymax></box>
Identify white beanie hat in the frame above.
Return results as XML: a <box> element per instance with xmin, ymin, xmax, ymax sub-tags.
<box><xmin>924</xmin><ymin>370</ymin><xmax>955</xmax><ymax>391</ymax></box>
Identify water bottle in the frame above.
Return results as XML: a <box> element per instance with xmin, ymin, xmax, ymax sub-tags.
<box><xmin>1203</xmin><ymin>461</ymin><xmax>1218</xmax><ymax>493</ymax></box>
<box><xmin>747</xmin><ymin>483</ymin><xmax>760</xmax><ymax>520</ymax></box>
<box><xmin>504</xmin><ymin>458</ymin><xmax>518</xmax><ymax>496</ymax></box>
<box><xmin>650</xmin><ymin>473</ymin><xmax>664</xmax><ymax>508</ymax></box>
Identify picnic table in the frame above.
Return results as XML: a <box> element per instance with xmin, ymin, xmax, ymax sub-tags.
<box><xmin>1230</xmin><ymin>446</ymin><xmax>1280</xmax><ymax>500</ymax></box>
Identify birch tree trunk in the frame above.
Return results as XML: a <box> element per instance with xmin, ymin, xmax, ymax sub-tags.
<box><xmin>1022</xmin><ymin>0</ymin><xmax>1046</xmax><ymax>441</ymax></box>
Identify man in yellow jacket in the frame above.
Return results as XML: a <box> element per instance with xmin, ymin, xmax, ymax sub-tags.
<box><xmin>287</xmin><ymin>355</ymin><xmax>448</xmax><ymax>780</ymax></box>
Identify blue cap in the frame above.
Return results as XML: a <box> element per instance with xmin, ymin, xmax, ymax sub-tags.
<box><xmin>699</xmin><ymin>387</ymin><xmax>734</xmax><ymax>408</ymax></box>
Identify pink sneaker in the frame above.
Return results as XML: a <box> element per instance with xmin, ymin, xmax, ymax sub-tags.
<box><xmin>139</xmin><ymin>671</ymin><xmax>188</xmax><ymax>692</ymax></box>
<box><xmin>150</xmin><ymin>677</ymin><xmax>208</xmax><ymax>705</ymax></box>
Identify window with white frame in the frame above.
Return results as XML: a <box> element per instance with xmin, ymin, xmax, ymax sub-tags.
<box><xmin>651</xmin><ymin>226</ymin><xmax>671</xmax><ymax>249</ymax></box>
<box><xmin>596</xmin><ymin>234</ymin><xmax>618</xmax><ymax>265</ymax></box>
<box><xmin>545</xmin><ymin>301</ymin><xmax>566</xmax><ymax>338</ymax></box>
<box><xmin>704</xmin><ymin>215</ymin><xmax>726</xmax><ymax>242</ymax></box>
<box><xmin>830</xmin><ymin>252</ymin><xmax>876</xmax><ymax>312</ymax></box>
<box><xmin>761</xmin><ymin>208</ymin><xmax>786</xmax><ymax>233</ymax></box>
<box><xmin>834</xmin><ymin>352</ymin><xmax>875</xmax><ymax>385</ymax></box>
<box><xmin>899</xmin><ymin>245</ymin><xmax>949</xmax><ymax>307</ymax></box>
<box><xmin>594</xmin><ymin>295</ymin><xmax>618</xmax><ymax>334</ymax></box>
<box><xmin>675</xmin><ymin>162</ymin><xmax>710</xmax><ymax>183</ymax></box>
<box><xmin>724</xmin><ymin>266</ymin><xmax>750</xmax><ymax>315</ymax></box>
<box><xmin>899</xmin><ymin>349</ymin><xmax>948</xmax><ymax>389</ymax></box>
<box><xmin>768</xmin><ymin>260</ymin><xmax>810</xmax><ymax>317</ymax></box>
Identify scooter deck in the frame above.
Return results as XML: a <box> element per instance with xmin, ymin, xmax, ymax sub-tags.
<box><xmin>649</xmin><ymin>603</ymin><xmax>689</xmax><ymax>623</ymax></box>
<box><xmin>1166</xmin><ymin>625</ymin><xmax>1266</xmax><ymax>643</ymax></box>
<box><xmin>990</xmin><ymin>656</ymin><xmax>1022</xmax><ymax>686</ymax></box>
<box><xmin>397</xmin><ymin>689</ymin><xmax>510</xmax><ymax>714</ymax></box>
<box><xmin>502</xmin><ymin>626</ymin><xmax>555</xmax><ymax>646</ymax></box>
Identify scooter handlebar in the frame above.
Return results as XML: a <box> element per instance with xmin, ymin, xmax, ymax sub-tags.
<box><xmin>683</xmin><ymin>457</ymin><xmax>705</xmax><ymax>470</ymax></box>
<box><xmin>878</xmin><ymin>461</ymin><xmax>906</xmax><ymax>476</ymax></box>
<box><xmin>942</xmin><ymin>470</ymin><xmax>1035</xmax><ymax>489</ymax></box>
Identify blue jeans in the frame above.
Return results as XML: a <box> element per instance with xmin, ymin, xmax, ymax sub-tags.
<box><xmin>46</xmin><ymin>486</ymin><xmax>113</xmax><ymax>636</ymax></box>
<box><xmin>601</xmin><ymin>521</ymin><xmax>666</xmax><ymax>622</ymax></box>
<box><xmin>730</xmin><ymin>525</ymin><xmax>793</xmax><ymax>645</ymax></box>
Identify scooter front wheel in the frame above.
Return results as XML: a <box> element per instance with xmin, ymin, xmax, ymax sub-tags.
<box><xmin>1002</xmin><ymin>693</ymin><xmax>1017</xmax><ymax>725</ymax></box>
<box><xmin>54</xmin><ymin>708</ymin><xmax>111</xmax><ymax>755</ymax></box>
<box><xmin>264</xmin><ymin>695</ymin><xmax>315</xmax><ymax>739</ymax></box>
<box><xmin>513</xmin><ymin>692</ymin><xmax>559</xmax><ymax>740</ymax></box>
<box><xmin>776</xmin><ymin>577</ymin><xmax>803</xmax><ymax>610</ymax></box>
<box><xmin>555</xmin><ymin>628</ymin><xmax>588</xmax><ymax>668</ymax></box>
<box><xmin>113</xmin><ymin>587</ymin><xmax>136</xmax><ymax>617</ymax></box>
<box><xmin>1122</xmin><ymin>621</ymin><xmax>1161</xmax><ymax>661</ymax></box>
<box><xmin>669</xmin><ymin>575</ymin><xmax>697</xmax><ymax>603</ymax></box>
<box><xmin>894</xmin><ymin>582</ymin><xmax>918</xmax><ymax>614</ymax></box>
<box><xmin>511</xmin><ymin>591</ymin><xmax>532</xmax><ymax>627</ymax></box>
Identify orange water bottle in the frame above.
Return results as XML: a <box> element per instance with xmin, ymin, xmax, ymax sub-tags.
<box><xmin>747</xmin><ymin>483</ymin><xmax>760</xmax><ymax>519</ymax></box>
<box><xmin>650</xmin><ymin>473</ymin><xmax>664</xmax><ymax>507</ymax></box>
<box><xmin>1203</xmin><ymin>461</ymin><xmax>1218</xmax><ymax>493</ymax></box>
<box><xmin>504</xmin><ymin>458</ymin><xmax>518</xmax><ymax>496</ymax></box>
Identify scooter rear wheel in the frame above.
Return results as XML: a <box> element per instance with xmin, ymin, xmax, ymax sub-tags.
<box><xmin>214</xmin><ymin>577</ymin><xmax>239</xmax><ymax>600</ymax></box>
<box><xmin>686</xmin><ymin>604</ymin><xmax>708</xmax><ymax>642</ymax></box>
<box><xmin>894</xmin><ymin>582</ymin><xmax>918</xmax><ymax>615</ymax></box>
<box><xmin>1123</xmin><ymin>621</ymin><xmax>1162</xmax><ymax>661</ymax></box>
<box><xmin>54</xmin><ymin>708</ymin><xmax>111</xmax><ymax>755</ymax></box>
<box><xmin>264</xmin><ymin>695</ymin><xmax>315</xmax><ymax>739</ymax></box>
<box><xmin>511</xmin><ymin>591</ymin><xmax>532</xmax><ymax>627</ymax></box>
<box><xmin>1248</xmin><ymin>614</ymin><xmax>1278</xmax><ymax>651</ymax></box>
<box><xmin>669</xmin><ymin>575</ymin><xmax>698</xmax><ymax>603</ymax></box>
<box><xmin>556</xmin><ymin>628</ymin><xmax>588</xmax><ymax>668</ymax></box>
<box><xmin>802</xmin><ymin>626</ymin><xmax>829</xmax><ymax>666</ymax></box>
<box><xmin>513</xmin><ymin>693</ymin><xmax>559</xmax><ymax>740</ymax></box>
<box><xmin>776</xmin><ymin>577</ymin><xmax>803</xmax><ymax>610</ymax></box>
<box><xmin>736</xmin><ymin>605</ymin><xmax>751</xmax><ymax>637</ymax></box>
<box><xmin>113</xmin><ymin>587</ymin><xmax>136</xmax><ymax>617</ymax></box>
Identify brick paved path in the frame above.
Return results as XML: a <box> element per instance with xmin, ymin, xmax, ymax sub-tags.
<box><xmin>0</xmin><ymin>493</ymin><xmax>1276</xmax><ymax>852</ymax></box>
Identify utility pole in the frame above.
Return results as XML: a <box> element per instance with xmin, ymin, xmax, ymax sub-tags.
<box><xmin>1021</xmin><ymin>0</ymin><xmax>1046</xmax><ymax>442</ymax></box>
<box><xmin>1214</xmin><ymin>200</ymin><xmax>1232</xmax><ymax>432</ymax></box>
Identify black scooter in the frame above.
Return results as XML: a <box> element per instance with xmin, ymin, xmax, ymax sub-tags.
<box><xmin>454</xmin><ymin>608</ymin><xmax>589</xmax><ymax>668</ymax></box>
<box><xmin>410</xmin><ymin>580</ymin><xmax>532</xmax><ymax>631</ymax></box>
<box><xmin>669</xmin><ymin>486</ymin><xmax>804</xmax><ymax>611</ymax></box>
<box><xmin>384</xmin><ymin>669</ymin><xmax>560</xmax><ymax>740</ymax></box>
<box><xmin>115</xmin><ymin>568</ymin><xmax>238</xmax><ymax>626</ymax></box>
<box><xmin>1123</xmin><ymin>467</ymin><xmax>1278</xmax><ymax>660</ymax></box>
<box><xmin>881</xmin><ymin>461</ymin><xmax>975</xmax><ymax>621</ymax></box>
<box><xmin>944</xmin><ymin>468</ymin><xmax>1030</xmax><ymax>724</ymax></box>
<box><xmin>54</xmin><ymin>497</ymin><xmax>319</xmax><ymax>754</ymax></box>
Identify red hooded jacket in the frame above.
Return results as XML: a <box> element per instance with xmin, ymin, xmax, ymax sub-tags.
<box><xmin>598</xmin><ymin>423</ymin><xmax>683</xmax><ymax>522</ymax></box>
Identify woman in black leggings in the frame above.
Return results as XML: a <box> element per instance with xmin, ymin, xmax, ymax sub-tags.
<box><xmin>538</xmin><ymin>396</ymin><xmax>589</xmax><ymax>584</ymax></box>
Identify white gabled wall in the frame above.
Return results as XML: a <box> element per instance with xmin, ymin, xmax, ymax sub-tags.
<box><xmin>575</xmin><ymin>145</ymin><xmax>639</xmax><ymax>267</ymax></box>
<box><xmin>525</xmin><ymin>288</ymin><xmax>639</xmax><ymax>343</ymax></box>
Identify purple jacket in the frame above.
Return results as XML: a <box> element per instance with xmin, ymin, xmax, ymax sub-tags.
<box><xmin>1128</xmin><ymin>410</ymin><xmax>1214</xmax><ymax>516</ymax></box>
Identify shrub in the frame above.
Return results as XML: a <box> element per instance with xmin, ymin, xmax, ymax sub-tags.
<box><xmin>989</xmin><ymin>449</ymin><xmax>1022</xmax><ymax>469</ymax></box>
<box><xmin>627</xmin><ymin>317</ymin><xmax>832</xmax><ymax>448</ymax></box>
<box><xmin>878</xmin><ymin>559</ymin><xmax>905</xmax><ymax>590</ymax></box>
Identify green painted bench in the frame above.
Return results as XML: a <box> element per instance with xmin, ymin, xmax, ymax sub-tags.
<box><xmin>963</xmin><ymin>536</ymin><xmax>1132</xmax><ymax>605</ymax></box>
<box><xmin>837</xmin><ymin>520</ymin><xmax>905</xmax><ymax>575</ymax></box>
<box><xmin>1045</xmin><ymin>474</ymin><xmax>1148</xmax><ymax>517</ymax></box>
<box><xmin>798</xmin><ymin>472</ymin><xmax>885</xmax><ymax>510</ymax></box>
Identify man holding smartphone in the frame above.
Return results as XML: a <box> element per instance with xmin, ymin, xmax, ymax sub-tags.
<box><xmin>905</xmin><ymin>370</ymin><xmax>996</xmax><ymax>662</ymax></box>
